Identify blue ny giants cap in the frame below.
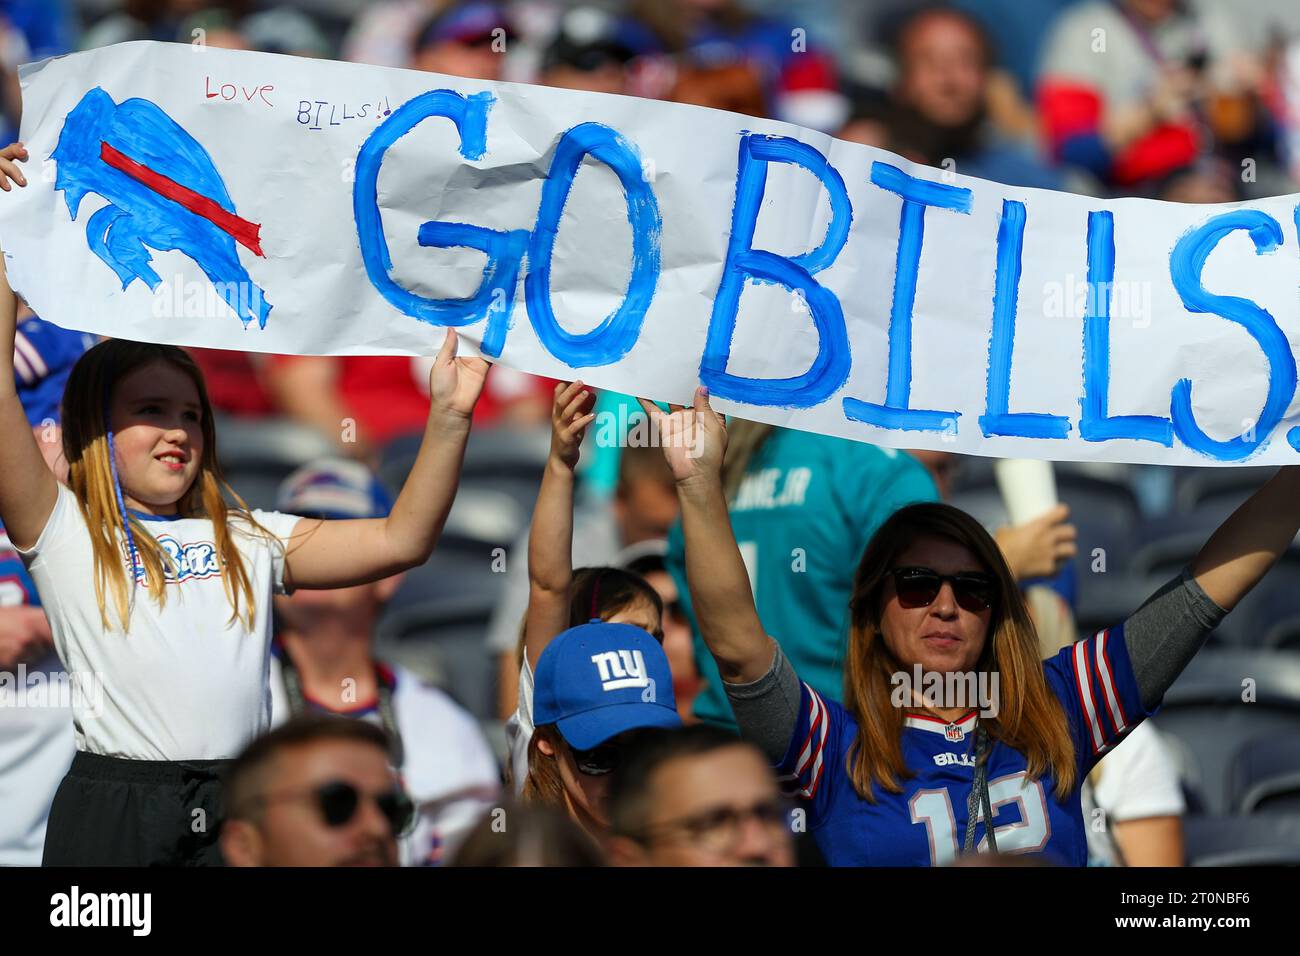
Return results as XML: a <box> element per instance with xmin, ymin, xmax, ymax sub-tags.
<box><xmin>533</xmin><ymin>621</ymin><xmax>680</xmax><ymax>750</ymax></box>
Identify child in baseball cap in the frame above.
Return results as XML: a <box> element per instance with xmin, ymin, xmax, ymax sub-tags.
<box><xmin>524</xmin><ymin>620</ymin><xmax>680</xmax><ymax>833</ymax></box>
<box><xmin>509</xmin><ymin>380</ymin><xmax>680</xmax><ymax>825</ymax></box>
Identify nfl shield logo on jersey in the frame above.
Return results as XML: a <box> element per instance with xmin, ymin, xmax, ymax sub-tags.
<box><xmin>944</xmin><ymin>722</ymin><xmax>965</xmax><ymax>742</ymax></box>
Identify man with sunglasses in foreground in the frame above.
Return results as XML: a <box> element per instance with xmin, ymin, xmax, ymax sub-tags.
<box><xmin>269</xmin><ymin>459</ymin><xmax>501</xmax><ymax>866</ymax></box>
<box><xmin>221</xmin><ymin>716</ymin><xmax>414</xmax><ymax>867</ymax></box>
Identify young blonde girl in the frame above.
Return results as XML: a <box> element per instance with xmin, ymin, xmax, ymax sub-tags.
<box><xmin>0</xmin><ymin>142</ymin><xmax>489</xmax><ymax>865</ymax></box>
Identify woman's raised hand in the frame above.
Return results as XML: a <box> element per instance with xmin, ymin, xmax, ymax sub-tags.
<box><xmin>636</xmin><ymin>386</ymin><xmax>728</xmax><ymax>489</ymax></box>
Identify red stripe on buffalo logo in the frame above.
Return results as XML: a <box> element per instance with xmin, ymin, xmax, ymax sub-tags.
<box><xmin>99</xmin><ymin>141</ymin><xmax>264</xmax><ymax>257</ymax></box>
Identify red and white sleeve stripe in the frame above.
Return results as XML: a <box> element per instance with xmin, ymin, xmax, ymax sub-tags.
<box><xmin>793</xmin><ymin>683</ymin><xmax>829</xmax><ymax>799</ymax></box>
<box><xmin>12</xmin><ymin>330</ymin><xmax>42</xmax><ymax>385</ymax></box>
<box><xmin>1093</xmin><ymin>629</ymin><xmax>1130</xmax><ymax>739</ymax></box>
<box><xmin>1071</xmin><ymin>629</ymin><xmax>1130</xmax><ymax>756</ymax></box>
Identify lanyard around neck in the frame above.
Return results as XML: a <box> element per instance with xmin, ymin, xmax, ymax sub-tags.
<box><xmin>280</xmin><ymin>652</ymin><xmax>405</xmax><ymax>769</ymax></box>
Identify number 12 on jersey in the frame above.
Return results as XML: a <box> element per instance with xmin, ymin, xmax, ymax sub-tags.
<box><xmin>909</xmin><ymin>771</ymin><xmax>1051</xmax><ymax>865</ymax></box>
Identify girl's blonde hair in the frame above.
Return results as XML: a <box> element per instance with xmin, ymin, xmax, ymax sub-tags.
<box><xmin>844</xmin><ymin>502</ymin><xmax>1077</xmax><ymax>801</ymax></box>
<box><xmin>61</xmin><ymin>339</ymin><xmax>272</xmax><ymax>631</ymax></box>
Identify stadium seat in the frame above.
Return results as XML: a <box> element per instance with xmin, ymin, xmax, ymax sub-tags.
<box><xmin>381</xmin><ymin>425</ymin><xmax>549</xmax><ymax>491</ymax></box>
<box><xmin>1229</xmin><ymin>736</ymin><xmax>1300</xmax><ymax>815</ymax></box>
<box><xmin>1181</xmin><ymin>814</ymin><xmax>1300</xmax><ymax>866</ymax></box>
<box><xmin>1173</xmin><ymin>466</ymin><xmax>1276</xmax><ymax>517</ymax></box>
<box><xmin>379</xmin><ymin>425</ymin><xmax>550</xmax><ymax>545</ymax></box>
<box><xmin>1129</xmin><ymin>514</ymin><xmax>1220</xmax><ymax>581</ymax></box>
<box><xmin>947</xmin><ymin>458</ymin><xmax>1136</xmax><ymax>498</ymax></box>
<box><xmin>1125</xmin><ymin>531</ymin><xmax>1300</xmax><ymax>647</ymax></box>
<box><xmin>1227</xmin><ymin>564</ymin><xmax>1300</xmax><ymax>648</ymax></box>
<box><xmin>1264</xmin><ymin>616</ymin><xmax>1300</xmax><ymax>652</ymax></box>
<box><xmin>1151</xmin><ymin>648</ymin><xmax>1300</xmax><ymax>815</ymax></box>
<box><xmin>947</xmin><ymin>485</ymin><xmax>1008</xmax><ymax>533</ymax></box>
<box><xmin>941</xmin><ymin>454</ymin><xmax>994</xmax><ymax>495</ymax></box>
<box><xmin>1055</xmin><ymin>472</ymin><xmax>1142</xmax><ymax>574</ymax></box>
<box><xmin>385</xmin><ymin>546</ymin><xmax>504</xmax><ymax>613</ymax></box>
<box><xmin>375</xmin><ymin>592</ymin><xmax>498</xmax><ymax>719</ymax></box>
<box><xmin>952</xmin><ymin>470</ymin><xmax>1142</xmax><ymax>577</ymax></box>
<box><xmin>376</xmin><ymin>432</ymin><xmax>423</xmax><ymax>495</ymax></box>
<box><xmin>1073</xmin><ymin>573</ymin><xmax>1164</xmax><ymax>642</ymax></box>
<box><xmin>216</xmin><ymin>414</ymin><xmax>338</xmax><ymax>511</ymax></box>
<box><xmin>438</xmin><ymin>485</ymin><xmax>530</xmax><ymax>553</ymax></box>
<box><xmin>374</xmin><ymin>541</ymin><xmax>504</xmax><ymax>719</ymax></box>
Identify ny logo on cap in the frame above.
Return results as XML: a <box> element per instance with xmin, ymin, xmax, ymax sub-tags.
<box><xmin>590</xmin><ymin>650</ymin><xmax>649</xmax><ymax>691</ymax></box>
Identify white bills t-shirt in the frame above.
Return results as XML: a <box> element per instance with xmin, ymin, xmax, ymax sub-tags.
<box><xmin>17</xmin><ymin>483</ymin><xmax>301</xmax><ymax>760</ymax></box>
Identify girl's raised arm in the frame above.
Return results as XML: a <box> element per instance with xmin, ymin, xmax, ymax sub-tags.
<box><xmin>0</xmin><ymin>143</ymin><xmax>59</xmax><ymax>550</ymax></box>
<box><xmin>638</xmin><ymin>388</ymin><xmax>772</xmax><ymax>684</ymax></box>
<box><xmin>281</xmin><ymin>329</ymin><xmax>487</xmax><ymax>588</ymax></box>
<box><xmin>523</xmin><ymin>381</ymin><xmax>595</xmax><ymax>670</ymax></box>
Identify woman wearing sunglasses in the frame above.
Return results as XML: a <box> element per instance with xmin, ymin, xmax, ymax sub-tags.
<box><xmin>642</xmin><ymin>388</ymin><xmax>1300</xmax><ymax>865</ymax></box>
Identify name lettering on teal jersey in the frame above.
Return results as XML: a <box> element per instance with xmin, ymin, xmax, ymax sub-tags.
<box><xmin>730</xmin><ymin>466</ymin><xmax>812</xmax><ymax>512</ymax></box>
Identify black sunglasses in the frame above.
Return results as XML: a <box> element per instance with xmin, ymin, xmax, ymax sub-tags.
<box><xmin>888</xmin><ymin>566</ymin><xmax>997</xmax><ymax>613</ymax></box>
<box><xmin>570</xmin><ymin>741</ymin><xmax>624</xmax><ymax>777</ymax></box>
<box><xmin>307</xmin><ymin>780</ymin><xmax>415</xmax><ymax>836</ymax></box>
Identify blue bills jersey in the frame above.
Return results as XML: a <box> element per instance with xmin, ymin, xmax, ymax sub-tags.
<box><xmin>0</xmin><ymin>523</ymin><xmax>39</xmax><ymax>609</ymax></box>
<box><xmin>782</xmin><ymin>626</ymin><xmax>1150</xmax><ymax>866</ymax></box>
<box><xmin>12</xmin><ymin>316</ymin><xmax>97</xmax><ymax>427</ymax></box>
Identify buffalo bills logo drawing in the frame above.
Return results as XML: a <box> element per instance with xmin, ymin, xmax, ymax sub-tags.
<box><xmin>51</xmin><ymin>87</ymin><xmax>271</xmax><ymax>328</ymax></box>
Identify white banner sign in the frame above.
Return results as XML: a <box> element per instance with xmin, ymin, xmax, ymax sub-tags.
<box><xmin>4</xmin><ymin>41</ymin><xmax>1300</xmax><ymax>466</ymax></box>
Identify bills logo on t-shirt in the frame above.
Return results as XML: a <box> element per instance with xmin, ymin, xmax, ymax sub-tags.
<box><xmin>129</xmin><ymin>535</ymin><xmax>222</xmax><ymax>585</ymax></box>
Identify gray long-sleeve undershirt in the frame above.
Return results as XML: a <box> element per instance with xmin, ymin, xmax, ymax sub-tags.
<box><xmin>724</xmin><ymin>569</ymin><xmax>1228</xmax><ymax>765</ymax></box>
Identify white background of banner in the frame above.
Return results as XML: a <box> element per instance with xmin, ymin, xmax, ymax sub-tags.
<box><xmin>3</xmin><ymin>41</ymin><xmax>1300</xmax><ymax>466</ymax></box>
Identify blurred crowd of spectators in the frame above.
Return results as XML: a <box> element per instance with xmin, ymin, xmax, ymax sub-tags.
<box><xmin>4</xmin><ymin>0</ymin><xmax>1300</xmax><ymax>868</ymax></box>
<box><xmin>1</xmin><ymin>0</ymin><xmax>1295</xmax><ymax>450</ymax></box>
<box><xmin>9</xmin><ymin>2</ymin><xmax>1300</xmax><ymax>191</ymax></box>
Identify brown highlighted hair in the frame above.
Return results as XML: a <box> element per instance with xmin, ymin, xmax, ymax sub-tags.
<box><xmin>61</xmin><ymin>340</ymin><xmax>276</xmax><ymax>631</ymax></box>
<box><xmin>521</xmin><ymin>724</ymin><xmax>568</xmax><ymax>809</ymax></box>
<box><xmin>844</xmin><ymin>502</ymin><xmax>1076</xmax><ymax>801</ymax></box>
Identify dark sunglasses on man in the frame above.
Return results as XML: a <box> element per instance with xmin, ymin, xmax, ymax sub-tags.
<box><xmin>888</xmin><ymin>566</ymin><xmax>997</xmax><ymax>614</ymax></box>
<box><xmin>253</xmin><ymin>780</ymin><xmax>415</xmax><ymax>836</ymax></box>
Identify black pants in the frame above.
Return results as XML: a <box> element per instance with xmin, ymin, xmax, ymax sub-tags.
<box><xmin>43</xmin><ymin>751</ymin><xmax>230</xmax><ymax>866</ymax></box>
